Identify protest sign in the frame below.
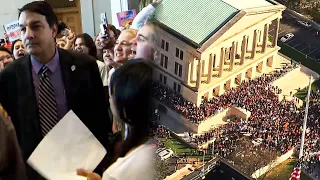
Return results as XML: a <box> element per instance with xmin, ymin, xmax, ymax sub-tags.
<box><xmin>116</xmin><ymin>9</ymin><xmax>136</xmax><ymax>28</ymax></box>
<box><xmin>4</xmin><ymin>20</ymin><xmax>21</xmax><ymax>42</ymax></box>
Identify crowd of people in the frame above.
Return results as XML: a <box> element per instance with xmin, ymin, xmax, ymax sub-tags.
<box><xmin>153</xmin><ymin>59</ymin><xmax>320</xmax><ymax>173</ymax></box>
<box><xmin>0</xmin><ymin>1</ymin><xmax>161</xmax><ymax>180</ymax></box>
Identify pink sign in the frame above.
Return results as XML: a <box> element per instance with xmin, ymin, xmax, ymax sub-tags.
<box><xmin>116</xmin><ymin>9</ymin><xmax>136</xmax><ymax>28</ymax></box>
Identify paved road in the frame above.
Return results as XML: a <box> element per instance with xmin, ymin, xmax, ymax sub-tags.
<box><xmin>269</xmin><ymin>11</ymin><xmax>320</xmax><ymax>60</ymax></box>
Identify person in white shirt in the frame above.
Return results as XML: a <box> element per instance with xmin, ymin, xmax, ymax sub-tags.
<box><xmin>104</xmin><ymin>29</ymin><xmax>138</xmax><ymax>87</ymax></box>
<box><xmin>73</xmin><ymin>33</ymin><xmax>108</xmax><ymax>86</ymax></box>
<box><xmin>77</xmin><ymin>59</ymin><xmax>156</xmax><ymax>180</ymax></box>
<box><xmin>130</xmin><ymin>0</ymin><xmax>162</xmax><ymax>30</ymax></box>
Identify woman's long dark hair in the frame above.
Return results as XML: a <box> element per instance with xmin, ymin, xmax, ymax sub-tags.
<box><xmin>74</xmin><ymin>33</ymin><xmax>97</xmax><ymax>59</ymax></box>
<box><xmin>109</xmin><ymin>59</ymin><xmax>153</xmax><ymax>159</ymax></box>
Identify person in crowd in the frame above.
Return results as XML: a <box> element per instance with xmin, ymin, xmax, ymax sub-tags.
<box><xmin>0</xmin><ymin>2</ymin><xmax>112</xmax><ymax>179</ymax></box>
<box><xmin>56</xmin><ymin>37</ymin><xmax>67</xmax><ymax>49</ymax></box>
<box><xmin>3</xmin><ymin>33</ymin><xmax>12</xmax><ymax>50</ymax></box>
<box><xmin>78</xmin><ymin>59</ymin><xmax>156</xmax><ymax>180</ymax></box>
<box><xmin>56</xmin><ymin>21</ymin><xmax>75</xmax><ymax>50</ymax></box>
<box><xmin>0</xmin><ymin>104</ymin><xmax>27</xmax><ymax>180</ymax></box>
<box><xmin>0</xmin><ymin>46</ymin><xmax>13</xmax><ymax>71</ymax></box>
<box><xmin>130</xmin><ymin>22</ymin><xmax>159</xmax><ymax>61</ymax></box>
<box><xmin>131</xmin><ymin>0</ymin><xmax>161</xmax><ymax>30</ymax></box>
<box><xmin>11</xmin><ymin>39</ymin><xmax>26</xmax><ymax>59</ymax></box>
<box><xmin>95</xmin><ymin>24</ymin><xmax>121</xmax><ymax>61</ymax></box>
<box><xmin>106</xmin><ymin>28</ymin><xmax>137</xmax><ymax>86</ymax></box>
<box><xmin>74</xmin><ymin>33</ymin><xmax>108</xmax><ymax>86</ymax></box>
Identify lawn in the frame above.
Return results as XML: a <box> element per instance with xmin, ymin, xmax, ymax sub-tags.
<box><xmin>162</xmin><ymin>137</ymin><xmax>212</xmax><ymax>161</ymax></box>
<box><xmin>262</xmin><ymin>158</ymin><xmax>312</xmax><ymax>180</ymax></box>
<box><xmin>294</xmin><ymin>79</ymin><xmax>320</xmax><ymax>100</ymax></box>
<box><xmin>278</xmin><ymin>41</ymin><xmax>320</xmax><ymax>74</ymax></box>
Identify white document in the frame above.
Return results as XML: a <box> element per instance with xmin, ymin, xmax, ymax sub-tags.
<box><xmin>27</xmin><ymin>110</ymin><xmax>107</xmax><ymax>180</ymax></box>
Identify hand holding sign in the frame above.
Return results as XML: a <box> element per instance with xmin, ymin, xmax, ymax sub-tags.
<box><xmin>4</xmin><ymin>20</ymin><xmax>21</xmax><ymax>42</ymax></box>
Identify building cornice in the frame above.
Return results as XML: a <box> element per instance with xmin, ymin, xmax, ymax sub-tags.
<box><xmin>198</xmin><ymin>10</ymin><xmax>246</xmax><ymax>53</ymax></box>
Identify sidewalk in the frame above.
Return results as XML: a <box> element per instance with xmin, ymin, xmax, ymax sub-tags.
<box><xmin>158</xmin><ymin>112</ymin><xmax>190</xmax><ymax>134</ymax></box>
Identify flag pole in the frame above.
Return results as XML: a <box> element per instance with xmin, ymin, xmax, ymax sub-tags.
<box><xmin>298</xmin><ymin>75</ymin><xmax>312</xmax><ymax>159</ymax></box>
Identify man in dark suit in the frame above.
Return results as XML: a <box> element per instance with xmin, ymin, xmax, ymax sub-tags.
<box><xmin>0</xmin><ymin>1</ymin><xmax>112</xmax><ymax>179</ymax></box>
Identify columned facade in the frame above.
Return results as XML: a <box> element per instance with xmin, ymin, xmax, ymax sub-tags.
<box><xmin>272</xmin><ymin>18</ymin><xmax>280</xmax><ymax>47</ymax></box>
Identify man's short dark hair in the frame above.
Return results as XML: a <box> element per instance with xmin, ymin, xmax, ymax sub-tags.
<box><xmin>18</xmin><ymin>1</ymin><xmax>58</xmax><ymax>28</ymax></box>
<box><xmin>0</xmin><ymin>46</ymin><xmax>12</xmax><ymax>55</ymax></box>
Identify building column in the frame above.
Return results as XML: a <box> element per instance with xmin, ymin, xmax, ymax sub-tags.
<box><xmin>184</xmin><ymin>60</ymin><xmax>191</xmax><ymax>84</ymax></box>
<box><xmin>201</xmin><ymin>60</ymin><xmax>205</xmax><ymax>76</ymax></box>
<box><xmin>272</xmin><ymin>18</ymin><xmax>280</xmax><ymax>47</ymax></box>
<box><xmin>240</xmin><ymin>36</ymin><xmax>247</xmax><ymax>65</ymax></box>
<box><xmin>235</xmin><ymin>42</ymin><xmax>238</xmax><ymax>57</ymax></box>
<box><xmin>219</xmin><ymin>47</ymin><xmax>225</xmax><ymax>77</ymax></box>
<box><xmin>251</xmin><ymin>30</ymin><xmax>258</xmax><ymax>59</ymax></box>
<box><xmin>190</xmin><ymin>60</ymin><xmax>194</xmax><ymax>82</ymax></box>
<box><xmin>196</xmin><ymin>59</ymin><xmax>202</xmax><ymax>89</ymax></box>
<box><xmin>207</xmin><ymin>54</ymin><xmax>213</xmax><ymax>84</ymax></box>
<box><xmin>262</xmin><ymin>24</ymin><xmax>269</xmax><ymax>53</ymax></box>
<box><xmin>230</xmin><ymin>42</ymin><xmax>236</xmax><ymax>71</ymax></box>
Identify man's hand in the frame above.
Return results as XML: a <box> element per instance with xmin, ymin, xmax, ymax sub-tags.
<box><xmin>77</xmin><ymin>169</ymin><xmax>102</xmax><ymax>180</ymax></box>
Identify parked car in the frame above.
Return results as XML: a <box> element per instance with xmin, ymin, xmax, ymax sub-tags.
<box><xmin>297</xmin><ymin>20</ymin><xmax>312</xmax><ymax>28</ymax></box>
<box><xmin>157</xmin><ymin>149</ymin><xmax>174</xmax><ymax>160</ymax></box>
<box><xmin>280</xmin><ymin>33</ymin><xmax>294</xmax><ymax>42</ymax></box>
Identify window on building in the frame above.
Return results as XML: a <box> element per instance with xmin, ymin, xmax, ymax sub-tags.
<box><xmin>175</xmin><ymin>48</ymin><xmax>184</xmax><ymax>60</ymax></box>
<box><xmin>174</xmin><ymin>62</ymin><xmax>183</xmax><ymax>77</ymax></box>
<box><xmin>173</xmin><ymin>82</ymin><xmax>181</xmax><ymax>93</ymax></box>
<box><xmin>161</xmin><ymin>40</ymin><xmax>169</xmax><ymax>51</ymax></box>
<box><xmin>161</xmin><ymin>40</ymin><xmax>165</xmax><ymax>49</ymax></box>
<box><xmin>160</xmin><ymin>54</ymin><xmax>168</xmax><ymax>68</ymax></box>
<box><xmin>159</xmin><ymin>73</ymin><xmax>167</xmax><ymax>84</ymax></box>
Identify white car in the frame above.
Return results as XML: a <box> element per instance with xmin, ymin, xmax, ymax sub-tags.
<box><xmin>280</xmin><ymin>33</ymin><xmax>294</xmax><ymax>42</ymax></box>
<box><xmin>297</xmin><ymin>20</ymin><xmax>312</xmax><ymax>28</ymax></box>
<box><xmin>158</xmin><ymin>149</ymin><xmax>174</xmax><ymax>160</ymax></box>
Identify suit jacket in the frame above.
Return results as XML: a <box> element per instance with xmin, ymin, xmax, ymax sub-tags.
<box><xmin>0</xmin><ymin>104</ymin><xmax>27</xmax><ymax>180</ymax></box>
<box><xmin>0</xmin><ymin>48</ymin><xmax>112</xmax><ymax>180</ymax></box>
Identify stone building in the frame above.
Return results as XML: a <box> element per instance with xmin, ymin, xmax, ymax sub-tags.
<box><xmin>151</xmin><ymin>0</ymin><xmax>286</xmax><ymax>106</ymax></box>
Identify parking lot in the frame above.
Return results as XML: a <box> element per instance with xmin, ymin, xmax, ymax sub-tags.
<box><xmin>269</xmin><ymin>12</ymin><xmax>320</xmax><ymax>61</ymax></box>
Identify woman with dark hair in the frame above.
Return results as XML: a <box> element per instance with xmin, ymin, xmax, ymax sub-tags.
<box><xmin>74</xmin><ymin>33</ymin><xmax>108</xmax><ymax>86</ymax></box>
<box><xmin>11</xmin><ymin>39</ymin><xmax>25</xmax><ymax>59</ymax></box>
<box><xmin>77</xmin><ymin>59</ymin><xmax>156</xmax><ymax>180</ymax></box>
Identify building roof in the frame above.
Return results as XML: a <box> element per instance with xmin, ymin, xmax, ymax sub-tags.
<box><xmin>222</xmin><ymin>0</ymin><xmax>272</xmax><ymax>10</ymax></box>
<box><xmin>153</xmin><ymin>0</ymin><xmax>239</xmax><ymax>46</ymax></box>
<box><xmin>153</xmin><ymin>0</ymin><xmax>273</xmax><ymax>47</ymax></box>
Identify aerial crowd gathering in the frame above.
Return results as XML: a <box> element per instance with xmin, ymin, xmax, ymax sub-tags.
<box><xmin>0</xmin><ymin>0</ymin><xmax>319</xmax><ymax>180</ymax></box>
<box><xmin>152</xmin><ymin>60</ymin><xmax>320</xmax><ymax>175</ymax></box>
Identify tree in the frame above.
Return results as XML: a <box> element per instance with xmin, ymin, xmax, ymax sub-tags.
<box><xmin>226</xmin><ymin>140</ymin><xmax>280</xmax><ymax>178</ymax></box>
<box><xmin>154</xmin><ymin>158</ymin><xmax>171</xmax><ymax>180</ymax></box>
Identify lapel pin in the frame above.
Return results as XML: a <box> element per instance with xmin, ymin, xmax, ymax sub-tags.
<box><xmin>71</xmin><ymin>65</ymin><xmax>76</xmax><ymax>71</ymax></box>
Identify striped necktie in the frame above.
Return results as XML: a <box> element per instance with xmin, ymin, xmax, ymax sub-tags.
<box><xmin>38</xmin><ymin>66</ymin><xmax>58</xmax><ymax>137</ymax></box>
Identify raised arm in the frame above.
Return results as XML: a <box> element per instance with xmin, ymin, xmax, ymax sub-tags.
<box><xmin>131</xmin><ymin>0</ymin><xmax>161</xmax><ymax>30</ymax></box>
